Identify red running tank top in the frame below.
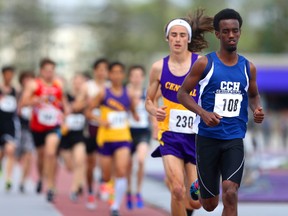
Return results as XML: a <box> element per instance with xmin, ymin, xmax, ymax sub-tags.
<box><xmin>30</xmin><ymin>78</ymin><xmax>63</xmax><ymax>132</ymax></box>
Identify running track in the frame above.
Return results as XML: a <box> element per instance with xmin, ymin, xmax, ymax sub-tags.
<box><xmin>0</xmin><ymin>158</ymin><xmax>169</xmax><ymax>216</ymax></box>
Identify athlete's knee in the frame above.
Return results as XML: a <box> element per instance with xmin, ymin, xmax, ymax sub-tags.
<box><xmin>171</xmin><ymin>183</ymin><xmax>186</xmax><ymax>201</ymax></box>
<box><xmin>74</xmin><ymin>153</ymin><xmax>86</xmax><ymax>166</ymax></box>
<box><xmin>202</xmin><ymin>198</ymin><xmax>219</xmax><ymax>212</ymax></box>
<box><xmin>45</xmin><ymin>150</ymin><xmax>57</xmax><ymax>158</ymax></box>
<box><xmin>137</xmin><ymin>159</ymin><xmax>145</xmax><ymax>168</ymax></box>
<box><xmin>222</xmin><ymin>181</ymin><xmax>239</xmax><ymax>205</ymax></box>
<box><xmin>222</xmin><ymin>188</ymin><xmax>238</xmax><ymax>206</ymax></box>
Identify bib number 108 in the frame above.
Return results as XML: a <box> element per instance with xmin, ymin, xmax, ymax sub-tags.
<box><xmin>214</xmin><ymin>93</ymin><xmax>242</xmax><ymax>117</ymax></box>
<box><xmin>223</xmin><ymin>98</ymin><xmax>239</xmax><ymax>112</ymax></box>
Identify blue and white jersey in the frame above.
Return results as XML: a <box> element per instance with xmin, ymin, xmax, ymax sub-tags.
<box><xmin>195</xmin><ymin>52</ymin><xmax>251</xmax><ymax>139</ymax></box>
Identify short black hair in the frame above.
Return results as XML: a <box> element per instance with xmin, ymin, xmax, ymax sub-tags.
<box><xmin>18</xmin><ymin>71</ymin><xmax>35</xmax><ymax>85</ymax></box>
<box><xmin>128</xmin><ymin>65</ymin><xmax>146</xmax><ymax>77</ymax></box>
<box><xmin>92</xmin><ymin>58</ymin><xmax>109</xmax><ymax>69</ymax></box>
<box><xmin>109</xmin><ymin>61</ymin><xmax>125</xmax><ymax>72</ymax></box>
<box><xmin>213</xmin><ymin>8</ymin><xmax>243</xmax><ymax>31</ymax></box>
<box><xmin>2</xmin><ymin>66</ymin><xmax>15</xmax><ymax>74</ymax></box>
<box><xmin>39</xmin><ymin>58</ymin><xmax>55</xmax><ymax>68</ymax></box>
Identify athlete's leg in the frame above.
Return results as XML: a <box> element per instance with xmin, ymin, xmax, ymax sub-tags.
<box><xmin>162</xmin><ymin>155</ymin><xmax>186</xmax><ymax>216</ymax></box>
<box><xmin>134</xmin><ymin>141</ymin><xmax>148</xmax><ymax>208</ymax></box>
<box><xmin>85</xmin><ymin>139</ymin><xmax>97</xmax><ymax>210</ymax></box>
<box><xmin>185</xmin><ymin>162</ymin><xmax>201</xmax><ymax>212</ymax></box>
<box><xmin>126</xmin><ymin>154</ymin><xmax>132</xmax><ymax>192</ymax></box>
<box><xmin>126</xmin><ymin>151</ymin><xmax>133</xmax><ymax>209</ymax></box>
<box><xmin>220</xmin><ymin>139</ymin><xmax>244</xmax><ymax>216</ymax></box>
<box><xmin>111</xmin><ymin>146</ymin><xmax>130</xmax><ymax>212</ymax></box>
<box><xmin>61</xmin><ymin>150</ymin><xmax>73</xmax><ymax>172</ymax></box>
<box><xmin>36</xmin><ymin>146</ymin><xmax>45</xmax><ymax>180</ymax></box>
<box><xmin>4</xmin><ymin>141</ymin><xmax>16</xmax><ymax>185</ymax></box>
<box><xmin>19</xmin><ymin>151</ymin><xmax>32</xmax><ymax>187</ymax></box>
<box><xmin>19</xmin><ymin>129</ymin><xmax>34</xmax><ymax>192</ymax></box>
<box><xmin>135</xmin><ymin>142</ymin><xmax>148</xmax><ymax>194</ymax></box>
<box><xmin>44</xmin><ymin>132</ymin><xmax>60</xmax><ymax>191</ymax></box>
<box><xmin>99</xmin><ymin>153</ymin><xmax>113</xmax><ymax>182</ymax></box>
<box><xmin>195</xmin><ymin>135</ymin><xmax>221</xmax><ymax>212</ymax></box>
<box><xmin>222</xmin><ymin>180</ymin><xmax>239</xmax><ymax>216</ymax></box>
<box><xmin>71</xmin><ymin>142</ymin><xmax>86</xmax><ymax>193</ymax></box>
<box><xmin>86</xmin><ymin>152</ymin><xmax>96</xmax><ymax>193</ymax></box>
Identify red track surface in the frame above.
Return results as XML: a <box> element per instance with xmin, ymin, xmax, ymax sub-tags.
<box><xmin>46</xmin><ymin>165</ymin><xmax>170</xmax><ymax>216</ymax></box>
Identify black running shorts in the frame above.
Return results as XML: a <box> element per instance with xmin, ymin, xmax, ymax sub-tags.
<box><xmin>196</xmin><ymin>135</ymin><xmax>244</xmax><ymax>199</ymax></box>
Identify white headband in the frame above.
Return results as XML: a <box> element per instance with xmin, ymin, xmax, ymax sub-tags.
<box><xmin>166</xmin><ymin>19</ymin><xmax>192</xmax><ymax>42</ymax></box>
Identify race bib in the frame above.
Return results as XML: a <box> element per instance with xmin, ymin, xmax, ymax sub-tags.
<box><xmin>107</xmin><ymin>111</ymin><xmax>128</xmax><ymax>129</ymax></box>
<box><xmin>37</xmin><ymin>105</ymin><xmax>61</xmax><ymax>126</ymax></box>
<box><xmin>65</xmin><ymin>114</ymin><xmax>85</xmax><ymax>131</ymax></box>
<box><xmin>129</xmin><ymin>101</ymin><xmax>149</xmax><ymax>128</ymax></box>
<box><xmin>20</xmin><ymin>106</ymin><xmax>32</xmax><ymax>120</ymax></box>
<box><xmin>0</xmin><ymin>95</ymin><xmax>17</xmax><ymax>112</ymax></box>
<box><xmin>169</xmin><ymin>109</ymin><xmax>196</xmax><ymax>134</ymax></box>
<box><xmin>213</xmin><ymin>93</ymin><xmax>243</xmax><ymax>117</ymax></box>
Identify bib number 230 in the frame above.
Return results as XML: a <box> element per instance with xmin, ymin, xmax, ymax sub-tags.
<box><xmin>169</xmin><ymin>109</ymin><xmax>196</xmax><ymax>134</ymax></box>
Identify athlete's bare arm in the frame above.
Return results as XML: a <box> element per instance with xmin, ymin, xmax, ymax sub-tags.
<box><xmin>56</xmin><ymin>79</ymin><xmax>71</xmax><ymax>115</ymax></box>
<box><xmin>18</xmin><ymin>79</ymin><xmax>38</xmax><ymax>108</ymax></box>
<box><xmin>85</xmin><ymin>88</ymin><xmax>107</xmax><ymax>126</ymax></box>
<box><xmin>127</xmin><ymin>88</ymin><xmax>140</xmax><ymax>122</ymax></box>
<box><xmin>145</xmin><ymin>60</ymin><xmax>167</xmax><ymax>122</ymax></box>
<box><xmin>72</xmin><ymin>83</ymin><xmax>88</xmax><ymax>112</ymax></box>
<box><xmin>150</xmin><ymin>87</ymin><xmax>161</xmax><ymax>139</ymax></box>
<box><xmin>61</xmin><ymin>94</ymin><xmax>71</xmax><ymax>115</ymax></box>
<box><xmin>247</xmin><ymin>62</ymin><xmax>264</xmax><ymax>123</ymax></box>
<box><xmin>178</xmin><ymin>57</ymin><xmax>222</xmax><ymax>127</ymax></box>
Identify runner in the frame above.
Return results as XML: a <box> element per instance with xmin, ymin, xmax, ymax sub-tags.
<box><xmin>17</xmin><ymin>71</ymin><xmax>35</xmax><ymax>193</ymax></box>
<box><xmin>86</xmin><ymin>61</ymin><xmax>139</xmax><ymax>216</ymax></box>
<box><xmin>19</xmin><ymin>58</ymin><xmax>68</xmax><ymax>202</ymax></box>
<box><xmin>59</xmin><ymin>73</ymin><xmax>87</xmax><ymax>202</ymax></box>
<box><xmin>178</xmin><ymin>8</ymin><xmax>265</xmax><ymax>216</ymax></box>
<box><xmin>126</xmin><ymin>65</ymin><xmax>151</xmax><ymax>209</ymax></box>
<box><xmin>145</xmin><ymin>10</ymin><xmax>213</xmax><ymax>216</ymax></box>
<box><xmin>0</xmin><ymin>66</ymin><xmax>19</xmax><ymax>191</ymax></box>
<box><xmin>74</xmin><ymin>58</ymin><xmax>110</xmax><ymax>209</ymax></box>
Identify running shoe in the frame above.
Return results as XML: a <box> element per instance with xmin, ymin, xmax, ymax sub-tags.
<box><xmin>126</xmin><ymin>193</ymin><xmax>133</xmax><ymax>210</ymax></box>
<box><xmin>190</xmin><ymin>179</ymin><xmax>200</xmax><ymax>201</ymax></box>
<box><xmin>36</xmin><ymin>180</ymin><xmax>42</xmax><ymax>194</ymax></box>
<box><xmin>111</xmin><ymin>210</ymin><xmax>120</xmax><ymax>216</ymax></box>
<box><xmin>86</xmin><ymin>194</ymin><xmax>96</xmax><ymax>210</ymax></box>
<box><xmin>136</xmin><ymin>193</ymin><xmax>144</xmax><ymax>208</ymax></box>
<box><xmin>46</xmin><ymin>189</ymin><xmax>55</xmax><ymax>202</ymax></box>
<box><xmin>5</xmin><ymin>181</ymin><xmax>12</xmax><ymax>192</ymax></box>
<box><xmin>99</xmin><ymin>182</ymin><xmax>110</xmax><ymax>201</ymax></box>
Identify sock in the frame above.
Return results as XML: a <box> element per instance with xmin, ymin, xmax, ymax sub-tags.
<box><xmin>111</xmin><ymin>177</ymin><xmax>127</xmax><ymax>210</ymax></box>
<box><xmin>186</xmin><ymin>209</ymin><xmax>194</xmax><ymax>216</ymax></box>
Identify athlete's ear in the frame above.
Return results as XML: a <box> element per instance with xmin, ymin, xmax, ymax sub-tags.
<box><xmin>165</xmin><ymin>36</ymin><xmax>169</xmax><ymax>42</ymax></box>
<box><xmin>215</xmin><ymin>31</ymin><xmax>220</xmax><ymax>39</ymax></box>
